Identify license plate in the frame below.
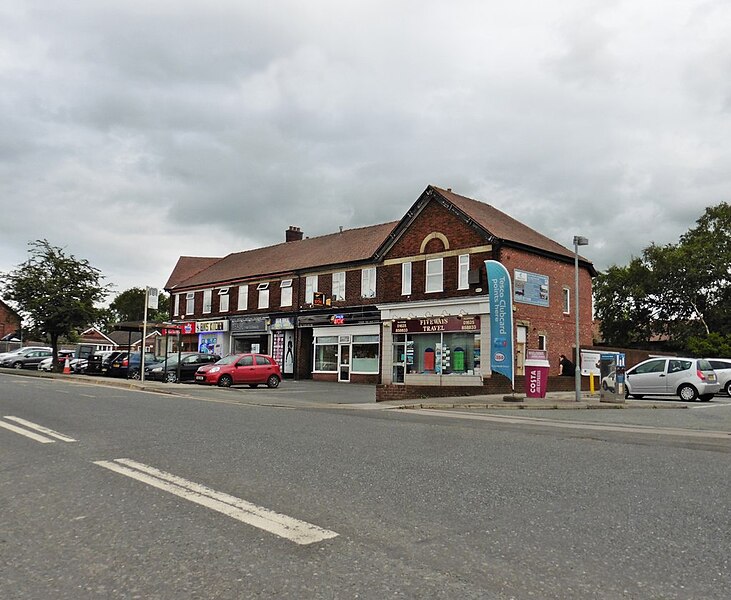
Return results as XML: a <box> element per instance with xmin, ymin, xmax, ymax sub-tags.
<box><xmin>708</xmin><ymin>374</ymin><xmax>716</xmax><ymax>382</ymax></box>
<box><xmin>195</xmin><ymin>375</ymin><xmax>204</xmax><ymax>381</ymax></box>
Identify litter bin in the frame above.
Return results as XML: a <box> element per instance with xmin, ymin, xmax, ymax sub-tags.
<box><xmin>524</xmin><ymin>355</ymin><xmax>550</xmax><ymax>398</ymax></box>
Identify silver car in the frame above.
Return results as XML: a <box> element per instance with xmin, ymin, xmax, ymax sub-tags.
<box><xmin>625</xmin><ymin>357</ymin><xmax>720</xmax><ymax>402</ymax></box>
<box><xmin>707</xmin><ymin>359</ymin><xmax>731</xmax><ymax>396</ymax></box>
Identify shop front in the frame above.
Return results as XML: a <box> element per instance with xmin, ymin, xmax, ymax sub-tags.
<box><xmin>230</xmin><ymin>315</ymin><xmax>270</xmax><ymax>355</ymax></box>
<box><xmin>173</xmin><ymin>321</ymin><xmax>198</xmax><ymax>352</ymax></box>
<box><xmin>270</xmin><ymin>316</ymin><xmax>295</xmax><ymax>378</ymax></box>
<box><xmin>196</xmin><ymin>319</ymin><xmax>230</xmax><ymax>356</ymax></box>
<box><xmin>311</xmin><ymin>323</ymin><xmax>381</xmax><ymax>383</ymax></box>
<box><xmin>379</xmin><ymin>298</ymin><xmax>490</xmax><ymax>386</ymax></box>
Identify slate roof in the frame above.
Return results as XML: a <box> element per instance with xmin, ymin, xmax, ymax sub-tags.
<box><xmin>167</xmin><ymin>185</ymin><xmax>594</xmax><ymax>291</ymax></box>
<box><xmin>169</xmin><ymin>222</ymin><xmax>399</xmax><ymax>290</ymax></box>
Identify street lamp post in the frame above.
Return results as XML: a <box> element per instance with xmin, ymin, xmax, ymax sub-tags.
<box><xmin>573</xmin><ymin>235</ymin><xmax>588</xmax><ymax>402</ymax></box>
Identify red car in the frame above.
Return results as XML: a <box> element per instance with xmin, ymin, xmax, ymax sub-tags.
<box><xmin>195</xmin><ymin>353</ymin><xmax>282</xmax><ymax>388</ymax></box>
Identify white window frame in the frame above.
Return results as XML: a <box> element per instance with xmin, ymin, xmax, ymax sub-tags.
<box><xmin>538</xmin><ymin>334</ymin><xmax>547</xmax><ymax>351</ymax></box>
<box><xmin>218</xmin><ymin>288</ymin><xmax>229</xmax><ymax>313</ymax></box>
<box><xmin>563</xmin><ymin>287</ymin><xmax>570</xmax><ymax>314</ymax></box>
<box><xmin>401</xmin><ymin>262</ymin><xmax>412</xmax><ymax>296</ymax></box>
<box><xmin>280</xmin><ymin>279</ymin><xmax>293</xmax><ymax>307</ymax></box>
<box><xmin>185</xmin><ymin>292</ymin><xmax>195</xmax><ymax>315</ymax></box>
<box><xmin>257</xmin><ymin>283</ymin><xmax>269</xmax><ymax>309</ymax></box>
<box><xmin>306</xmin><ymin>275</ymin><xmax>318</xmax><ymax>304</ymax></box>
<box><xmin>361</xmin><ymin>267</ymin><xmax>376</xmax><ymax>299</ymax></box>
<box><xmin>332</xmin><ymin>271</ymin><xmax>346</xmax><ymax>301</ymax></box>
<box><xmin>174</xmin><ymin>293</ymin><xmax>180</xmax><ymax>316</ymax></box>
<box><xmin>458</xmin><ymin>254</ymin><xmax>469</xmax><ymax>290</ymax></box>
<box><xmin>203</xmin><ymin>289</ymin><xmax>213</xmax><ymax>314</ymax></box>
<box><xmin>238</xmin><ymin>285</ymin><xmax>249</xmax><ymax>311</ymax></box>
<box><xmin>426</xmin><ymin>258</ymin><xmax>443</xmax><ymax>293</ymax></box>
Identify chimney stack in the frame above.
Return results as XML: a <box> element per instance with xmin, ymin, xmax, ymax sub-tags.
<box><xmin>286</xmin><ymin>226</ymin><xmax>303</xmax><ymax>242</ymax></box>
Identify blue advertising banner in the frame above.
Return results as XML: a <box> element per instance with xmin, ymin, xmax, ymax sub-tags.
<box><xmin>485</xmin><ymin>260</ymin><xmax>515</xmax><ymax>389</ymax></box>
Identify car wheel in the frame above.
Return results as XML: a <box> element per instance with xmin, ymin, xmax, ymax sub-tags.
<box><xmin>165</xmin><ymin>371</ymin><xmax>178</xmax><ymax>383</ymax></box>
<box><xmin>699</xmin><ymin>393</ymin><xmax>714</xmax><ymax>402</ymax></box>
<box><xmin>602</xmin><ymin>382</ymin><xmax>608</xmax><ymax>391</ymax></box>
<box><xmin>13</xmin><ymin>362</ymin><xmax>23</xmax><ymax>369</ymax></box>
<box><xmin>725</xmin><ymin>381</ymin><xmax>731</xmax><ymax>396</ymax></box>
<box><xmin>266</xmin><ymin>375</ymin><xmax>280</xmax><ymax>389</ymax></box>
<box><xmin>678</xmin><ymin>384</ymin><xmax>698</xmax><ymax>402</ymax></box>
<box><xmin>131</xmin><ymin>370</ymin><xmax>141</xmax><ymax>380</ymax></box>
<box><xmin>218</xmin><ymin>374</ymin><xmax>233</xmax><ymax>388</ymax></box>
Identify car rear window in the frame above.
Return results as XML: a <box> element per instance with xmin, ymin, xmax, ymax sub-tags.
<box><xmin>697</xmin><ymin>359</ymin><xmax>714</xmax><ymax>371</ymax></box>
<box><xmin>255</xmin><ymin>355</ymin><xmax>271</xmax><ymax>365</ymax></box>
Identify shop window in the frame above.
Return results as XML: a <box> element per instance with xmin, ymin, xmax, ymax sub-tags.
<box><xmin>185</xmin><ymin>292</ymin><xmax>195</xmax><ymax>315</ymax></box>
<box><xmin>280</xmin><ymin>279</ymin><xmax>293</xmax><ymax>307</ymax></box>
<box><xmin>218</xmin><ymin>288</ymin><xmax>229</xmax><ymax>313</ymax></box>
<box><xmin>405</xmin><ymin>332</ymin><xmax>480</xmax><ymax>376</ymax></box>
<box><xmin>426</xmin><ymin>258</ymin><xmax>443</xmax><ymax>293</ymax></box>
<box><xmin>203</xmin><ymin>289</ymin><xmax>212</xmax><ymax>314</ymax></box>
<box><xmin>361</xmin><ymin>267</ymin><xmax>376</xmax><ymax>298</ymax></box>
<box><xmin>306</xmin><ymin>275</ymin><xmax>318</xmax><ymax>304</ymax></box>
<box><xmin>563</xmin><ymin>287</ymin><xmax>570</xmax><ymax>314</ymax></box>
<box><xmin>314</xmin><ymin>336</ymin><xmax>338</xmax><ymax>372</ymax></box>
<box><xmin>257</xmin><ymin>283</ymin><xmax>269</xmax><ymax>309</ymax></box>
<box><xmin>458</xmin><ymin>254</ymin><xmax>469</xmax><ymax>290</ymax></box>
<box><xmin>352</xmin><ymin>334</ymin><xmax>379</xmax><ymax>373</ymax></box>
<box><xmin>238</xmin><ymin>285</ymin><xmax>249</xmax><ymax>311</ymax></box>
<box><xmin>401</xmin><ymin>262</ymin><xmax>411</xmax><ymax>296</ymax></box>
<box><xmin>332</xmin><ymin>272</ymin><xmax>346</xmax><ymax>301</ymax></box>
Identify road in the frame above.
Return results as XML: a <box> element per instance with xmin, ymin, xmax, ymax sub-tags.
<box><xmin>1</xmin><ymin>373</ymin><xmax>729</xmax><ymax>599</ymax></box>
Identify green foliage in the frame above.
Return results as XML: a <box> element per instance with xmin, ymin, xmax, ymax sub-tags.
<box><xmin>686</xmin><ymin>333</ymin><xmax>731</xmax><ymax>358</ymax></box>
<box><xmin>594</xmin><ymin>202</ymin><xmax>731</xmax><ymax>351</ymax></box>
<box><xmin>1</xmin><ymin>240</ymin><xmax>110</xmax><ymax>368</ymax></box>
<box><xmin>109</xmin><ymin>287</ymin><xmax>170</xmax><ymax>324</ymax></box>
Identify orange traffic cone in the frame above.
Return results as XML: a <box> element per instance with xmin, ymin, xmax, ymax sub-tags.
<box><xmin>63</xmin><ymin>357</ymin><xmax>71</xmax><ymax>374</ymax></box>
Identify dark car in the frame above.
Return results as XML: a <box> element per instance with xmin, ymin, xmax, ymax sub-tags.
<box><xmin>145</xmin><ymin>352</ymin><xmax>221</xmax><ymax>383</ymax></box>
<box><xmin>100</xmin><ymin>351</ymin><xmax>128</xmax><ymax>376</ymax></box>
<box><xmin>1</xmin><ymin>348</ymin><xmax>53</xmax><ymax>369</ymax></box>
<box><xmin>194</xmin><ymin>353</ymin><xmax>282</xmax><ymax>388</ymax></box>
<box><xmin>106</xmin><ymin>352</ymin><xmax>161</xmax><ymax>379</ymax></box>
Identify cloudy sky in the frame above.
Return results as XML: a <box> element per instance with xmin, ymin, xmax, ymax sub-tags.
<box><xmin>1</xmin><ymin>0</ymin><xmax>730</xmax><ymax>300</ymax></box>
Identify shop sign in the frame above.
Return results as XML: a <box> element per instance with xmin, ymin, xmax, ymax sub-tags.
<box><xmin>196</xmin><ymin>319</ymin><xmax>229</xmax><ymax>333</ymax></box>
<box><xmin>230</xmin><ymin>316</ymin><xmax>267</xmax><ymax>333</ymax></box>
<box><xmin>270</xmin><ymin>317</ymin><xmax>295</xmax><ymax>330</ymax></box>
<box><xmin>173</xmin><ymin>322</ymin><xmax>196</xmax><ymax>335</ymax></box>
<box><xmin>393</xmin><ymin>316</ymin><xmax>480</xmax><ymax>334</ymax></box>
<box><xmin>330</xmin><ymin>314</ymin><xmax>346</xmax><ymax>325</ymax></box>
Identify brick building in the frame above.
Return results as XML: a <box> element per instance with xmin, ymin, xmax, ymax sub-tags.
<box><xmin>0</xmin><ymin>299</ymin><xmax>21</xmax><ymax>341</ymax></box>
<box><xmin>164</xmin><ymin>185</ymin><xmax>595</xmax><ymax>395</ymax></box>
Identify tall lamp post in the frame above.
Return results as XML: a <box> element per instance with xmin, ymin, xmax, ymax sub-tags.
<box><xmin>573</xmin><ymin>235</ymin><xmax>589</xmax><ymax>402</ymax></box>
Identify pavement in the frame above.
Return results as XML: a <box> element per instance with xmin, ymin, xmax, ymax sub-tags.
<box><xmin>0</xmin><ymin>367</ymin><xmax>701</xmax><ymax>410</ymax></box>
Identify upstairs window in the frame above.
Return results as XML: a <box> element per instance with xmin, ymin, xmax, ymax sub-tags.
<box><xmin>426</xmin><ymin>258</ymin><xmax>443</xmax><ymax>293</ymax></box>
<box><xmin>218</xmin><ymin>288</ymin><xmax>229</xmax><ymax>313</ymax></box>
<box><xmin>238</xmin><ymin>285</ymin><xmax>249</xmax><ymax>311</ymax></box>
<box><xmin>361</xmin><ymin>267</ymin><xmax>376</xmax><ymax>298</ymax></box>
<box><xmin>332</xmin><ymin>272</ymin><xmax>346</xmax><ymax>301</ymax></box>
<box><xmin>257</xmin><ymin>283</ymin><xmax>269</xmax><ymax>309</ymax></box>
<box><xmin>563</xmin><ymin>287</ymin><xmax>570</xmax><ymax>314</ymax></box>
<box><xmin>305</xmin><ymin>276</ymin><xmax>318</xmax><ymax>304</ymax></box>
<box><xmin>458</xmin><ymin>254</ymin><xmax>469</xmax><ymax>290</ymax></box>
<box><xmin>401</xmin><ymin>262</ymin><xmax>411</xmax><ymax>296</ymax></box>
<box><xmin>174</xmin><ymin>293</ymin><xmax>180</xmax><ymax>316</ymax></box>
<box><xmin>280</xmin><ymin>279</ymin><xmax>293</xmax><ymax>307</ymax></box>
<box><xmin>185</xmin><ymin>292</ymin><xmax>195</xmax><ymax>315</ymax></box>
<box><xmin>203</xmin><ymin>289</ymin><xmax>213</xmax><ymax>313</ymax></box>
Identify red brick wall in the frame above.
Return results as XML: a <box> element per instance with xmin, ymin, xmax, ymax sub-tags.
<box><xmin>0</xmin><ymin>302</ymin><xmax>20</xmax><ymax>339</ymax></box>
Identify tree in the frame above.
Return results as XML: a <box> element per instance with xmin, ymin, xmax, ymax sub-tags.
<box><xmin>0</xmin><ymin>240</ymin><xmax>110</xmax><ymax>370</ymax></box>
<box><xmin>594</xmin><ymin>202</ymin><xmax>731</xmax><ymax>351</ymax></box>
<box><xmin>109</xmin><ymin>287</ymin><xmax>170</xmax><ymax>324</ymax></box>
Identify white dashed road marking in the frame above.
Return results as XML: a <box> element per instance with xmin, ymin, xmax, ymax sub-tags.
<box><xmin>94</xmin><ymin>458</ymin><xmax>339</xmax><ymax>545</ymax></box>
<box><xmin>0</xmin><ymin>416</ymin><xmax>77</xmax><ymax>444</ymax></box>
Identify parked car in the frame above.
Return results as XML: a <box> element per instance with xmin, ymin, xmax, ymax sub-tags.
<box><xmin>625</xmin><ymin>357</ymin><xmax>720</xmax><ymax>402</ymax></box>
<box><xmin>85</xmin><ymin>350</ymin><xmax>117</xmax><ymax>375</ymax></box>
<box><xmin>107</xmin><ymin>352</ymin><xmax>161</xmax><ymax>379</ymax></box>
<box><xmin>195</xmin><ymin>353</ymin><xmax>282</xmax><ymax>388</ymax></box>
<box><xmin>100</xmin><ymin>351</ymin><xmax>128</xmax><ymax>376</ymax></box>
<box><xmin>145</xmin><ymin>352</ymin><xmax>221</xmax><ymax>383</ymax></box>
<box><xmin>37</xmin><ymin>352</ymin><xmax>87</xmax><ymax>373</ymax></box>
<box><xmin>706</xmin><ymin>359</ymin><xmax>731</xmax><ymax>396</ymax></box>
<box><xmin>0</xmin><ymin>346</ymin><xmax>51</xmax><ymax>362</ymax></box>
<box><xmin>1</xmin><ymin>348</ymin><xmax>53</xmax><ymax>369</ymax></box>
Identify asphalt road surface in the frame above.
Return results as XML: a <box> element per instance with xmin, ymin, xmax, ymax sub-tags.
<box><xmin>1</xmin><ymin>373</ymin><xmax>729</xmax><ymax>599</ymax></box>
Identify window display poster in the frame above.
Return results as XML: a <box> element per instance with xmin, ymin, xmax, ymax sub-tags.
<box><xmin>514</xmin><ymin>269</ymin><xmax>549</xmax><ymax>307</ymax></box>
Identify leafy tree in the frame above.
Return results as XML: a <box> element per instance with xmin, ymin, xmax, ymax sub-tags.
<box><xmin>109</xmin><ymin>287</ymin><xmax>170</xmax><ymax>324</ymax></box>
<box><xmin>686</xmin><ymin>333</ymin><xmax>731</xmax><ymax>358</ymax></box>
<box><xmin>594</xmin><ymin>202</ymin><xmax>731</xmax><ymax>351</ymax></box>
<box><xmin>1</xmin><ymin>240</ymin><xmax>110</xmax><ymax>370</ymax></box>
